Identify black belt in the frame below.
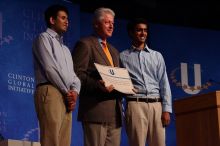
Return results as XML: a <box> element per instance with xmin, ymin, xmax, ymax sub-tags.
<box><xmin>126</xmin><ymin>98</ymin><xmax>162</xmax><ymax>103</ymax></box>
<box><xmin>36</xmin><ymin>82</ymin><xmax>51</xmax><ymax>88</ymax></box>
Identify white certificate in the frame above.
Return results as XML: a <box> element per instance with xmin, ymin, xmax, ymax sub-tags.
<box><xmin>94</xmin><ymin>63</ymin><xmax>135</xmax><ymax>94</ymax></box>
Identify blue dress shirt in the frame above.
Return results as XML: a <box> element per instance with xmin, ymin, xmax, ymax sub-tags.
<box><xmin>120</xmin><ymin>45</ymin><xmax>172</xmax><ymax>113</ymax></box>
<box><xmin>32</xmin><ymin>28</ymin><xmax>81</xmax><ymax>94</ymax></box>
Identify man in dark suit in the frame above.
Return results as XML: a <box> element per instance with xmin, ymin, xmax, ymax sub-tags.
<box><xmin>72</xmin><ymin>7</ymin><xmax>122</xmax><ymax>146</ymax></box>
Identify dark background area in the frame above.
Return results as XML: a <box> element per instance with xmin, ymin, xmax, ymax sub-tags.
<box><xmin>72</xmin><ymin>0</ymin><xmax>220</xmax><ymax>30</ymax></box>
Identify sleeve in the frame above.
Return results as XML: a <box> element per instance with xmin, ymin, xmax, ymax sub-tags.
<box><xmin>72</xmin><ymin>40</ymin><xmax>106</xmax><ymax>95</ymax></box>
<box><xmin>70</xmin><ymin>62</ymin><xmax>81</xmax><ymax>94</ymax></box>
<box><xmin>157</xmin><ymin>53</ymin><xmax>172</xmax><ymax>113</ymax></box>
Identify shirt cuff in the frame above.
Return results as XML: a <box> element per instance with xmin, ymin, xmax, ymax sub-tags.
<box><xmin>162</xmin><ymin>104</ymin><xmax>172</xmax><ymax>113</ymax></box>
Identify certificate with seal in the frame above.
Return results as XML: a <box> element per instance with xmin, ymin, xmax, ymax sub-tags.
<box><xmin>94</xmin><ymin>63</ymin><xmax>135</xmax><ymax>94</ymax></box>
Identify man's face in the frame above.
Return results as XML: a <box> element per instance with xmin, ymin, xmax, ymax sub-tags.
<box><xmin>131</xmin><ymin>23</ymin><xmax>148</xmax><ymax>45</ymax></box>
<box><xmin>50</xmin><ymin>11</ymin><xmax>68</xmax><ymax>34</ymax></box>
<box><xmin>96</xmin><ymin>13</ymin><xmax>114</xmax><ymax>39</ymax></box>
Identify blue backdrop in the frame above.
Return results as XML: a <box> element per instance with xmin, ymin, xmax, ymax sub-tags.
<box><xmin>0</xmin><ymin>0</ymin><xmax>220</xmax><ymax>146</ymax></box>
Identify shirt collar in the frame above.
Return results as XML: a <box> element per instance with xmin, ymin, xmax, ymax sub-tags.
<box><xmin>91</xmin><ymin>33</ymin><xmax>107</xmax><ymax>45</ymax></box>
<box><xmin>98</xmin><ymin>37</ymin><xmax>103</xmax><ymax>44</ymax></box>
<box><xmin>46</xmin><ymin>28</ymin><xmax>63</xmax><ymax>43</ymax></box>
<box><xmin>130</xmin><ymin>44</ymin><xmax>150</xmax><ymax>53</ymax></box>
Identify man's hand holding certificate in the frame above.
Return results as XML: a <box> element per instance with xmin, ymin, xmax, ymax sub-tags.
<box><xmin>94</xmin><ymin>63</ymin><xmax>135</xmax><ymax>94</ymax></box>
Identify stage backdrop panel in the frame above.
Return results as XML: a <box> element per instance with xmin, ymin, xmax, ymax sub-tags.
<box><xmin>0</xmin><ymin>0</ymin><xmax>82</xmax><ymax>145</ymax></box>
<box><xmin>1</xmin><ymin>1</ymin><xmax>220</xmax><ymax>146</ymax></box>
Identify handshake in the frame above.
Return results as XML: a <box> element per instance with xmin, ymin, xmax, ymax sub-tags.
<box><xmin>65</xmin><ymin>90</ymin><xmax>78</xmax><ymax>113</ymax></box>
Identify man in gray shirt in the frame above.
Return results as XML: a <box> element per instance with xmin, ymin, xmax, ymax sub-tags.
<box><xmin>32</xmin><ymin>5</ymin><xmax>80</xmax><ymax>146</ymax></box>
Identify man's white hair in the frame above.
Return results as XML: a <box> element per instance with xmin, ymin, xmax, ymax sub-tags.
<box><xmin>93</xmin><ymin>7</ymin><xmax>115</xmax><ymax>23</ymax></box>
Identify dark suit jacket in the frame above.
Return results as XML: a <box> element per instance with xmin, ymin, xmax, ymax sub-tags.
<box><xmin>72</xmin><ymin>35</ymin><xmax>122</xmax><ymax>125</ymax></box>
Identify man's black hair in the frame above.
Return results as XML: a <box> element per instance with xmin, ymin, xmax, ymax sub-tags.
<box><xmin>44</xmin><ymin>4</ymin><xmax>69</xmax><ymax>28</ymax></box>
<box><xmin>127</xmin><ymin>18</ymin><xmax>148</xmax><ymax>33</ymax></box>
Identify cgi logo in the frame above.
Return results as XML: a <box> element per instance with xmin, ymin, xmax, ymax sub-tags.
<box><xmin>0</xmin><ymin>12</ymin><xmax>13</xmax><ymax>46</ymax></box>
<box><xmin>109</xmin><ymin>69</ymin><xmax>115</xmax><ymax>75</ymax></box>
<box><xmin>170</xmin><ymin>63</ymin><xmax>213</xmax><ymax>95</ymax></box>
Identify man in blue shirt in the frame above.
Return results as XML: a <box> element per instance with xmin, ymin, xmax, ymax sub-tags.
<box><xmin>32</xmin><ymin>5</ymin><xmax>81</xmax><ymax>146</ymax></box>
<box><xmin>120</xmin><ymin>18</ymin><xmax>172</xmax><ymax>146</ymax></box>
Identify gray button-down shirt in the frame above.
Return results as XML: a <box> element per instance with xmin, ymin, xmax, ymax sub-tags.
<box><xmin>32</xmin><ymin>28</ymin><xmax>81</xmax><ymax>94</ymax></box>
<box><xmin>120</xmin><ymin>45</ymin><xmax>172</xmax><ymax>113</ymax></box>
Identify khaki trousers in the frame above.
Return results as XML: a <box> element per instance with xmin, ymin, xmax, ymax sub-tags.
<box><xmin>125</xmin><ymin>101</ymin><xmax>165</xmax><ymax>146</ymax></box>
<box><xmin>34</xmin><ymin>85</ymin><xmax>72</xmax><ymax>146</ymax></box>
<box><xmin>82</xmin><ymin>122</ymin><xmax>121</xmax><ymax>146</ymax></box>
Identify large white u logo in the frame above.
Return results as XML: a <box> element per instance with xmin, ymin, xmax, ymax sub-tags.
<box><xmin>181</xmin><ymin>63</ymin><xmax>201</xmax><ymax>94</ymax></box>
